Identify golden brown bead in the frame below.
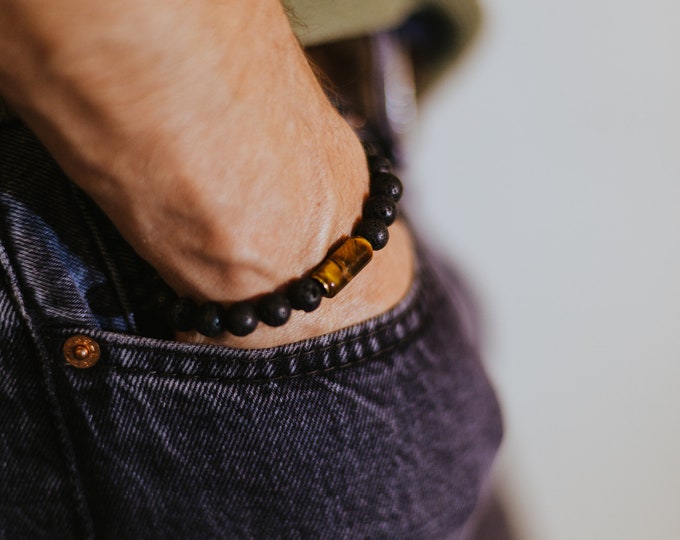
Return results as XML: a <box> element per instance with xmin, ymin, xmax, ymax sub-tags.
<box><xmin>311</xmin><ymin>237</ymin><xmax>373</xmax><ymax>298</ymax></box>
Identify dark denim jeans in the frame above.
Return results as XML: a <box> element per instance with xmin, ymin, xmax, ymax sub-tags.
<box><xmin>0</xmin><ymin>121</ymin><xmax>502</xmax><ymax>539</ymax></box>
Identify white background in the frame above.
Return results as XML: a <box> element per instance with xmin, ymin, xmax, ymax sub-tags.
<box><xmin>407</xmin><ymin>1</ymin><xmax>680</xmax><ymax>538</ymax></box>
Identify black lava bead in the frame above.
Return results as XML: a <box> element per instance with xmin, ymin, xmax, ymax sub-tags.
<box><xmin>363</xmin><ymin>196</ymin><xmax>397</xmax><ymax>226</ymax></box>
<box><xmin>368</xmin><ymin>155</ymin><xmax>392</xmax><ymax>174</ymax></box>
<box><xmin>288</xmin><ymin>278</ymin><xmax>323</xmax><ymax>312</ymax></box>
<box><xmin>148</xmin><ymin>286</ymin><xmax>174</xmax><ymax>311</ymax></box>
<box><xmin>224</xmin><ymin>302</ymin><xmax>259</xmax><ymax>337</ymax></box>
<box><xmin>257</xmin><ymin>293</ymin><xmax>292</xmax><ymax>327</ymax></box>
<box><xmin>355</xmin><ymin>218</ymin><xmax>389</xmax><ymax>250</ymax></box>
<box><xmin>167</xmin><ymin>297</ymin><xmax>198</xmax><ymax>332</ymax></box>
<box><xmin>370</xmin><ymin>172</ymin><xmax>403</xmax><ymax>202</ymax></box>
<box><xmin>196</xmin><ymin>302</ymin><xmax>225</xmax><ymax>337</ymax></box>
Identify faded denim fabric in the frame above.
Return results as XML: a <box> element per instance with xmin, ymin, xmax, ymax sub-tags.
<box><xmin>0</xmin><ymin>121</ymin><xmax>502</xmax><ymax>539</ymax></box>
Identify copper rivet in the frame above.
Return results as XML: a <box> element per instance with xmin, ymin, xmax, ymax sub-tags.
<box><xmin>63</xmin><ymin>335</ymin><xmax>101</xmax><ymax>369</ymax></box>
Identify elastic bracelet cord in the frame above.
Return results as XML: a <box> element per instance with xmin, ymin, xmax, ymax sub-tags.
<box><xmin>145</xmin><ymin>152</ymin><xmax>403</xmax><ymax>338</ymax></box>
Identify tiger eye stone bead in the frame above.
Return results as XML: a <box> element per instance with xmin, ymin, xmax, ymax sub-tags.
<box><xmin>257</xmin><ymin>293</ymin><xmax>292</xmax><ymax>327</ymax></box>
<box><xmin>363</xmin><ymin>196</ymin><xmax>397</xmax><ymax>226</ymax></box>
<box><xmin>370</xmin><ymin>172</ymin><xmax>403</xmax><ymax>202</ymax></box>
<box><xmin>311</xmin><ymin>237</ymin><xmax>373</xmax><ymax>298</ymax></box>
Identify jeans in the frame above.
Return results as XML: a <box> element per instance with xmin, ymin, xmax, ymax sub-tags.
<box><xmin>0</xmin><ymin>121</ymin><xmax>502</xmax><ymax>539</ymax></box>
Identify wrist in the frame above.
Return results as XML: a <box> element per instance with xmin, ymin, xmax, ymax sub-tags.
<box><xmin>153</xmin><ymin>145</ymin><xmax>412</xmax><ymax>349</ymax></box>
<box><xmin>152</xmin><ymin>115</ymin><xmax>370</xmax><ymax>303</ymax></box>
<box><xmin>187</xmin><ymin>220</ymin><xmax>415</xmax><ymax>349</ymax></box>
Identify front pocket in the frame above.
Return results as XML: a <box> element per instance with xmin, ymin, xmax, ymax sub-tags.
<box><xmin>47</xmin><ymin>259</ymin><xmax>426</xmax><ymax>383</ymax></box>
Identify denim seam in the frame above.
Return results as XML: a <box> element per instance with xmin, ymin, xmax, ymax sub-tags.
<box><xmin>69</xmin><ymin>324</ymin><xmax>425</xmax><ymax>384</ymax></box>
<box><xmin>0</xmin><ymin>236</ymin><xmax>95</xmax><ymax>539</ymax></box>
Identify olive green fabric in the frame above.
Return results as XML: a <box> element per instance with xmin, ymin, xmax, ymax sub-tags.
<box><xmin>288</xmin><ymin>0</ymin><xmax>428</xmax><ymax>45</ymax></box>
<box><xmin>288</xmin><ymin>0</ymin><xmax>478</xmax><ymax>47</ymax></box>
<box><xmin>0</xmin><ymin>0</ymin><xmax>480</xmax><ymax>123</ymax></box>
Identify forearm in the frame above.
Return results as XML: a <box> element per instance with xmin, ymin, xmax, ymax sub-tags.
<box><xmin>1</xmin><ymin>1</ymin><xmax>348</xmax><ymax>274</ymax></box>
<box><xmin>0</xmin><ymin>0</ymin><xmax>313</xmax><ymax>188</ymax></box>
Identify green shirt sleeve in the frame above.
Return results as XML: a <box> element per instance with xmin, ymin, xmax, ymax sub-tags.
<box><xmin>288</xmin><ymin>0</ymin><xmax>479</xmax><ymax>48</ymax></box>
<box><xmin>287</xmin><ymin>0</ymin><xmax>481</xmax><ymax>92</ymax></box>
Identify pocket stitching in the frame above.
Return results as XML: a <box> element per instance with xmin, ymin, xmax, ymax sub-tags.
<box><xmin>96</xmin><ymin>323</ymin><xmax>426</xmax><ymax>384</ymax></box>
<box><xmin>54</xmin><ymin>298</ymin><xmax>430</xmax><ymax>383</ymax></box>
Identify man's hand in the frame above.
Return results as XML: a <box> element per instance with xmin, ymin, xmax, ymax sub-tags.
<box><xmin>0</xmin><ymin>0</ymin><xmax>413</xmax><ymax>347</ymax></box>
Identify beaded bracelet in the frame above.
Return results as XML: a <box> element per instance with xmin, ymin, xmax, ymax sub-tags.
<box><xmin>148</xmin><ymin>153</ymin><xmax>403</xmax><ymax>338</ymax></box>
